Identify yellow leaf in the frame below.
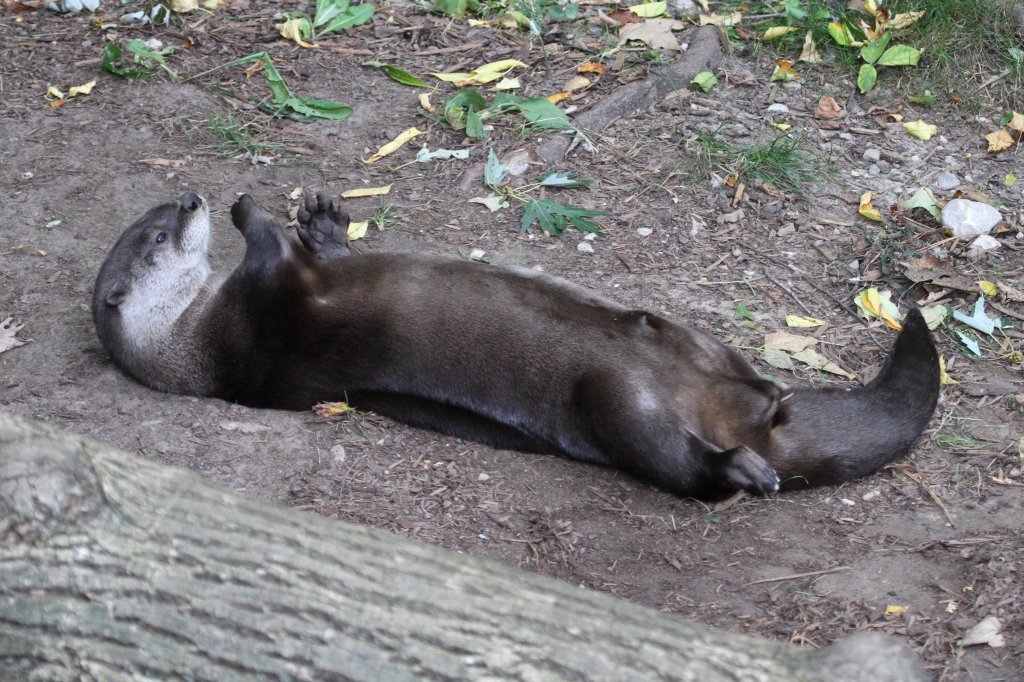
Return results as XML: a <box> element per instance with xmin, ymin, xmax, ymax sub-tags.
<box><xmin>985</xmin><ymin>128</ymin><xmax>1014</xmax><ymax>153</ymax></box>
<box><xmin>341</xmin><ymin>184</ymin><xmax>392</xmax><ymax>199</ymax></box>
<box><xmin>770</xmin><ymin>59</ymin><xmax>799</xmax><ymax>82</ymax></box>
<box><xmin>888</xmin><ymin>11</ymin><xmax>924</xmax><ymax>30</ymax></box>
<box><xmin>939</xmin><ymin>356</ymin><xmax>957</xmax><ymax>385</ymax></box>
<box><xmin>1008</xmin><ymin>111</ymin><xmax>1024</xmax><ymax>133</ymax></box>
<box><xmin>854</xmin><ymin>288</ymin><xmax>902</xmax><ymax>330</ymax></box>
<box><xmin>798</xmin><ymin>30</ymin><xmax>821</xmax><ymax>63</ymax></box>
<box><xmin>347</xmin><ymin>220</ymin><xmax>369</xmax><ymax>240</ymax></box>
<box><xmin>363</xmin><ymin>127</ymin><xmax>424</xmax><ymax>164</ymax></box>
<box><xmin>492</xmin><ymin>77</ymin><xmax>521</xmax><ymax>91</ymax></box>
<box><xmin>419</xmin><ymin>93</ymin><xmax>434</xmax><ymax>114</ymax></box>
<box><xmin>628</xmin><ymin>1</ymin><xmax>667</xmax><ymax>18</ymax></box>
<box><xmin>547</xmin><ymin>92</ymin><xmax>571</xmax><ymax>103</ymax></box>
<box><xmin>277</xmin><ymin>18</ymin><xmax>317</xmax><ymax>48</ymax></box>
<box><xmin>884</xmin><ymin>605</ymin><xmax>907</xmax><ymax>616</ymax></box>
<box><xmin>977</xmin><ymin>280</ymin><xmax>998</xmax><ymax>297</ymax></box>
<box><xmin>786</xmin><ymin>315</ymin><xmax>825</xmax><ymax>328</ymax></box>
<box><xmin>859</xmin><ymin>192</ymin><xmax>882</xmax><ymax>222</ymax></box>
<box><xmin>577</xmin><ymin>62</ymin><xmax>608</xmax><ymax>75</ymax></box>
<box><xmin>466</xmin><ymin>19</ymin><xmax>493</xmax><ymax>27</ymax></box>
<box><xmin>563</xmin><ymin>75</ymin><xmax>590</xmax><ymax>92</ymax></box>
<box><xmin>771</xmin><ymin>122</ymin><xmax>792</xmax><ymax>131</ymax></box>
<box><xmin>68</xmin><ymin>79</ymin><xmax>96</xmax><ymax>97</ymax></box>
<box><xmin>699</xmin><ymin>12</ymin><xmax>742</xmax><ymax>26</ymax></box>
<box><xmin>313</xmin><ymin>401</ymin><xmax>355</xmax><ymax>418</ymax></box>
<box><xmin>45</xmin><ymin>85</ymin><xmax>64</xmax><ymax>100</ymax></box>
<box><xmin>432</xmin><ymin>59</ymin><xmax>527</xmax><ymax>86</ymax></box>
<box><xmin>903</xmin><ymin>119</ymin><xmax>937</xmax><ymax>140</ymax></box>
<box><xmin>171</xmin><ymin>0</ymin><xmax>197</xmax><ymax>11</ymax></box>
<box><xmin>761</xmin><ymin>26</ymin><xmax>797</xmax><ymax>41</ymax></box>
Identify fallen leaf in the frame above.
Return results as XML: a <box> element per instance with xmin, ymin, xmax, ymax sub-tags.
<box><xmin>938</xmin><ymin>356</ymin><xmax>957</xmax><ymax>385</ymax></box>
<box><xmin>347</xmin><ymin>220</ymin><xmax>368</xmax><ymax>240</ymax></box>
<box><xmin>771</xmin><ymin>122</ymin><xmax>792</xmax><ymax>132</ymax></box>
<box><xmin>277</xmin><ymin>18</ymin><xmax>317</xmax><ymax>47</ymax></box>
<box><xmin>618</xmin><ymin>19</ymin><xmax>682</xmax><ymax>51</ymax></box>
<box><xmin>699</xmin><ymin>12</ymin><xmax>742</xmax><ymax>26</ymax></box>
<box><xmin>1005</xmin><ymin>173</ymin><xmax>1017</xmax><ymax>187</ymax></box>
<box><xmin>493</xmin><ymin>77</ymin><xmax>521</xmax><ymax>91</ymax></box>
<box><xmin>578</xmin><ymin>62</ymin><xmax>608</xmax><ymax>75</ymax></box>
<box><xmin>952</xmin><ymin>296</ymin><xmax>1004</xmax><ymax>335</ymax></box>
<box><xmin>764</xmin><ymin>331</ymin><xmax>818</xmax><ymax>353</ymax></box>
<box><xmin>68</xmin><ymin>79</ymin><xmax>96</xmax><ymax>96</ymax></box>
<box><xmin>469</xmin><ymin>195</ymin><xmax>510</xmax><ymax>212</ymax></box>
<box><xmin>0</xmin><ymin>317</ymin><xmax>26</xmax><ymax>354</ymax></box>
<box><xmin>341</xmin><ymin>184</ymin><xmax>392</xmax><ymax>198</ymax></box>
<box><xmin>313</xmin><ymin>401</ymin><xmax>355</xmax><ymax>418</ymax></box>
<box><xmin>171</xmin><ymin>0</ymin><xmax>197</xmax><ymax>11</ymax></box>
<box><xmin>547</xmin><ymin>91</ymin><xmax>571</xmax><ymax>103</ymax></box>
<box><xmin>903</xmin><ymin>119</ymin><xmax>937</xmax><ymax>140</ymax></box>
<box><xmin>690</xmin><ymin>71</ymin><xmax>717</xmax><ymax>92</ymax></box>
<box><xmin>888</xmin><ymin>10</ymin><xmax>924</xmax><ymax>30</ymax></box>
<box><xmin>363</xmin><ymin>127</ymin><xmax>423</xmax><ymax>164</ymax></box>
<box><xmin>562</xmin><ymin>75</ymin><xmax>590</xmax><ymax>92</ymax></box>
<box><xmin>814</xmin><ymin>95</ymin><xmax>842</xmax><ymax>119</ymax></box>
<box><xmin>884</xmin><ymin>605</ymin><xmax>907</xmax><ymax>616</ymax></box>
<box><xmin>761</xmin><ymin>348</ymin><xmax>794</xmax><ymax>370</ymax></box>
<box><xmin>854</xmin><ymin>288</ymin><xmax>902</xmax><ymax>330</ymax></box>
<box><xmin>827</xmin><ymin>21</ymin><xmax>863</xmax><ymax>47</ymax></box>
<box><xmin>798</xmin><ymin>30</ymin><xmax>821</xmax><ymax>63</ymax></box>
<box><xmin>432</xmin><ymin>59</ymin><xmax>527</xmax><ymax>86</ymax></box>
<box><xmin>786</xmin><ymin>315</ymin><xmax>825</xmax><ymax>328</ymax></box>
<box><xmin>419</xmin><ymin>93</ymin><xmax>434</xmax><ymax>113</ymax></box>
<box><xmin>628</xmin><ymin>1</ymin><xmax>666</xmax><ymax>18</ymax></box>
<box><xmin>1008</xmin><ymin>111</ymin><xmax>1024</xmax><ymax>132</ymax></box>
<box><xmin>962</xmin><ymin>616</ymin><xmax>1005</xmax><ymax>648</ymax></box>
<box><xmin>791</xmin><ymin>348</ymin><xmax>856</xmax><ymax>380</ymax></box>
<box><xmin>920</xmin><ymin>305</ymin><xmax>949</xmax><ymax>330</ymax></box>
<box><xmin>985</xmin><ymin>128</ymin><xmax>1014</xmax><ymax>153</ymax></box>
<box><xmin>761</xmin><ymin>26</ymin><xmax>797</xmax><ymax>41</ymax></box>
<box><xmin>416</xmin><ymin>146</ymin><xmax>469</xmax><ymax>162</ymax></box>
<box><xmin>899</xmin><ymin>186</ymin><xmax>939</xmax><ymax>219</ymax></box>
<box><xmin>977</xmin><ymin>280</ymin><xmax>998</xmax><ymax>297</ymax></box>
<box><xmin>770</xmin><ymin>59</ymin><xmax>799</xmax><ymax>82</ymax></box>
<box><xmin>859</xmin><ymin>191</ymin><xmax>882</xmax><ymax>221</ymax></box>
<box><xmin>956</xmin><ymin>331</ymin><xmax>981</xmax><ymax>356</ymax></box>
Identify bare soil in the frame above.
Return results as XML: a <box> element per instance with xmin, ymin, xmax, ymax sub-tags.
<box><xmin>1</xmin><ymin>3</ymin><xmax>1022</xmax><ymax>680</ymax></box>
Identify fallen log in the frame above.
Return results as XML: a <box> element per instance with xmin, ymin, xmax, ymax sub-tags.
<box><xmin>0</xmin><ymin>411</ymin><xmax>925</xmax><ymax>681</ymax></box>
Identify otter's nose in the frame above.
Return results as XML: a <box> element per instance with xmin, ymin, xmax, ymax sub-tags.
<box><xmin>178</xmin><ymin>192</ymin><xmax>204</xmax><ymax>212</ymax></box>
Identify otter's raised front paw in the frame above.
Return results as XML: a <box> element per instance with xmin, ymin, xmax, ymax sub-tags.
<box><xmin>297</xmin><ymin>191</ymin><xmax>350</xmax><ymax>261</ymax></box>
<box><xmin>715</xmin><ymin>446</ymin><xmax>780</xmax><ymax>496</ymax></box>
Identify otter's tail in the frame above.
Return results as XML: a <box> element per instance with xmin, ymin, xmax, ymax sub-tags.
<box><xmin>767</xmin><ymin>308</ymin><xmax>940</xmax><ymax>488</ymax></box>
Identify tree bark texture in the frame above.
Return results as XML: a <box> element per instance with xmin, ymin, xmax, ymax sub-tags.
<box><xmin>0</xmin><ymin>411</ymin><xmax>926</xmax><ymax>681</ymax></box>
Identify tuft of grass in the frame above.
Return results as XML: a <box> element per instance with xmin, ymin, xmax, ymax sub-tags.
<box><xmin>691</xmin><ymin>128</ymin><xmax>824</xmax><ymax>197</ymax></box>
<box><xmin>369</xmin><ymin>202</ymin><xmax>401</xmax><ymax>231</ymax></box>
<box><xmin>203</xmin><ymin>110</ymin><xmax>288</xmax><ymax>162</ymax></box>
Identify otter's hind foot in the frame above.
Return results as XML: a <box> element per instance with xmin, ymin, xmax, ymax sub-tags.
<box><xmin>297</xmin><ymin>192</ymin><xmax>350</xmax><ymax>260</ymax></box>
<box><xmin>713</xmin><ymin>446</ymin><xmax>780</xmax><ymax>496</ymax></box>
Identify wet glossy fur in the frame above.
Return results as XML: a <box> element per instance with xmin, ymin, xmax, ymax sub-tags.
<box><xmin>94</xmin><ymin>193</ymin><xmax>940</xmax><ymax>500</ymax></box>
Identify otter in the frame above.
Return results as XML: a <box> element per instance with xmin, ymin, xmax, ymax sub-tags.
<box><xmin>93</xmin><ymin>192</ymin><xmax>940</xmax><ymax>500</ymax></box>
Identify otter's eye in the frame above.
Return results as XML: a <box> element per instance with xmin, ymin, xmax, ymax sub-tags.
<box><xmin>155</xmin><ymin>232</ymin><xmax>168</xmax><ymax>244</ymax></box>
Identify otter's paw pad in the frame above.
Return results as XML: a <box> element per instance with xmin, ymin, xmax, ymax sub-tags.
<box><xmin>297</xmin><ymin>191</ymin><xmax>350</xmax><ymax>260</ymax></box>
<box><xmin>716</xmin><ymin>446</ymin><xmax>780</xmax><ymax>496</ymax></box>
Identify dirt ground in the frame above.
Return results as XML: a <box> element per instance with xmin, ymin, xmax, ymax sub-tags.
<box><xmin>2</xmin><ymin>2</ymin><xmax>1022</xmax><ymax>680</ymax></box>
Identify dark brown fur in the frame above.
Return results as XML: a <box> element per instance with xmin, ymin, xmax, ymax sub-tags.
<box><xmin>93</xmin><ymin>192</ymin><xmax>940</xmax><ymax>500</ymax></box>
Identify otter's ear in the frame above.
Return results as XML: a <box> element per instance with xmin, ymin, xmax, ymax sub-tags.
<box><xmin>105</xmin><ymin>286</ymin><xmax>127</xmax><ymax>307</ymax></box>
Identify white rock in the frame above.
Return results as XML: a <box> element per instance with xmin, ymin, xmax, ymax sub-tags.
<box><xmin>577</xmin><ymin>242</ymin><xmax>594</xmax><ymax>253</ymax></box>
<box><xmin>636</xmin><ymin>227</ymin><xmax>653</xmax><ymax>237</ymax></box>
<box><xmin>942</xmin><ymin>198</ymin><xmax>1002</xmax><ymax>238</ymax></box>
<box><xmin>935</xmin><ymin>172</ymin><xmax>960</xmax><ymax>191</ymax></box>
<box><xmin>767</xmin><ymin>103</ymin><xmax>790</xmax><ymax>114</ymax></box>
<box><xmin>968</xmin><ymin>234</ymin><xmax>1001</xmax><ymax>258</ymax></box>
<box><xmin>469</xmin><ymin>248</ymin><xmax>486</xmax><ymax>260</ymax></box>
<box><xmin>477</xmin><ymin>473</ymin><xmax>490</xmax><ymax>482</ymax></box>
<box><xmin>862</xmin><ymin>148</ymin><xmax>882</xmax><ymax>162</ymax></box>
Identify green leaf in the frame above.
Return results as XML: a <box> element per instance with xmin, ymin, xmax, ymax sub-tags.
<box><xmin>516</xmin><ymin>98</ymin><xmax>570</xmax><ymax>129</ymax></box>
<box><xmin>443</xmin><ymin>90</ymin><xmax>487</xmax><ymax>131</ymax></box>
<box><xmin>317</xmin><ymin>3</ymin><xmax>374</xmax><ymax>37</ymax></box>
<box><xmin>433</xmin><ymin>0</ymin><xmax>468</xmax><ymax>18</ymax></box>
<box><xmin>857</xmin><ymin>63</ymin><xmax>877</xmax><ymax>93</ymax></box>
<box><xmin>690</xmin><ymin>71</ymin><xmax>718</xmax><ymax>92</ymax></box>
<box><xmin>859</xmin><ymin>32</ymin><xmax>891</xmax><ymax>65</ymax></box>
<box><xmin>313</xmin><ymin>0</ymin><xmax>351</xmax><ymax>28</ymax></box>
<box><xmin>538</xmin><ymin>171</ymin><xmax>592</xmax><ymax>189</ymax></box>
<box><xmin>520</xmin><ymin>200</ymin><xmax>604</xmax><ymax>236</ymax></box>
<box><xmin>877</xmin><ymin>44</ymin><xmax>921</xmax><ymax>67</ymax></box>
<box><xmin>363</xmin><ymin>61</ymin><xmax>428</xmax><ymax>88</ymax></box>
<box><xmin>735</xmin><ymin>302</ymin><xmax>754</xmax><ymax>321</ymax></box>
<box><xmin>784</xmin><ymin>0</ymin><xmax>807</xmax><ymax>21</ymax></box>
<box><xmin>214</xmin><ymin>52</ymin><xmax>352</xmax><ymax>121</ymax></box>
<box><xmin>289</xmin><ymin>97</ymin><xmax>353</xmax><ymax>120</ymax></box>
<box><xmin>484</xmin><ymin>149</ymin><xmax>506</xmax><ymax>187</ymax></box>
<box><xmin>908</xmin><ymin>90</ymin><xmax>936</xmax><ymax>106</ymax></box>
<box><xmin>465</xmin><ymin>109</ymin><xmax>485</xmax><ymax>139</ymax></box>
<box><xmin>827</xmin><ymin>22</ymin><xmax>859</xmax><ymax>47</ymax></box>
<box><xmin>101</xmin><ymin>43</ymin><xmax>149</xmax><ymax>79</ymax></box>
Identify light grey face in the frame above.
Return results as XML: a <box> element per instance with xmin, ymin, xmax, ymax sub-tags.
<box><xmin>93</xmin><ymin>193</ymin><xmax>213</xmax><ymax>363</ymax></box>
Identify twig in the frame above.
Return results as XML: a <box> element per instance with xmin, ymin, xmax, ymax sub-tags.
<box><xmin>900</xmin><ymin>469</ymin><xmax>956</xmax><ymax>528</ymax></box>
<box><xmin>764</xmin><ymin>273</ymin><xmax>813</xmax><ymax>316</ymax></box>
<box><xmin>745</xmin><ymin>565</ymin><xmax>850</xmax><ymax>586</ymax></box>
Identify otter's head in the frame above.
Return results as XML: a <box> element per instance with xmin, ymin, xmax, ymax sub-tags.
<box><xmin>93</xmin><ymin>192</ymin><xmax>213</xmax><ymax>388</ymax></box>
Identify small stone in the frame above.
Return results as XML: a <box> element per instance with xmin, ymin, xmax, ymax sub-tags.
<box><xmin>839</xmin><ymin>132</ymin><xmax>853</xmax><ymax>141</ymax></box>
<box><xmin>776</xmin><ymin>223</ymin><xmax>796</xmax><ymax>237</ymax></box>
<box><xmin>942</xmin><ymin>198</ymin><xmax>1002</xmax><ymax>238</ymax></box>
<box><xmin>862</xmin><ymin>490</ymin><xmax>880</xmax><ymax>501</ymax></box>
<box><xmin>767</xmin><ymin>103</ymin><xmax>790</xmax><ymax>114</ymax></box>
<box><xmin>935</xmin><ymin>172</ymin><xmax>960</xmax><ymax>191</ymax></box>
<box><xmin>862</xmin><ymin>148</ymin><xmax>882</xmax><ymax>162</ymax></box>
<box><xmin>469</xmin><ymin>248</ymin><xmax>486</xmax><ymax>260</ymax></box>
<box><xmin>577</xmin><ymin>242</ymin><xmax>594</xmax><ymax>253</ymax></box>
<box><xmin>840</xmin><ymin>498</ymin><xmax>855</xmax><ymax>506</ymax></box>
<box><xmin>867</xmin><ymin>164</ymin><xmax>880</xmax><ymax>176</ymax></box>
<box><xmin>636</xmin><ymin>227</ymin><xmax>653</xmax><ymax>237</ymax></box>
<box><xmin>668</xmin><ymin>0</ymin><xmax>698</xmax><ymax>17</ymax></box>
<box><xmin>478</xmin><ymin>473</ymin><xmax>491</xmax><ymax>482</ymax></box>
<box><xmin>331</xmin><ymin>444</ymin><xmax>346</xmax><ymax>466</ymax></box>
<box><xmin>968</xmin><ymin>234</ymin><xmax>1001</xmax><ymax>258</ymax></box>
<box><xmin>782</xmin><ymin>81</ymin><xmax>802</xmax><ymax>91</ymax></box>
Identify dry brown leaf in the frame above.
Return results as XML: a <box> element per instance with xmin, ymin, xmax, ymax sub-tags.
<box><xmin>986</xmin><ymin>128</ymin><xmax>1014</xmax><ymax>152</ymax></box>
<box><xmin>798</xmin><ymin>30</ymin><xmax>821</xmax><ymax>63</ymax></box>
<box><xmin>814</xmin><ymin>95</ymin><xmax>842</xmax><ymax>120</ymax></box>
<box><xmin>764</xmin><ymin>331</ymin><xmax>818</xmax><ymax>353</ymax></box>
<box><xmin>618</xmin><ymin>19</ymin><xmax>683</xmax><ymax>51</ymax></box>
